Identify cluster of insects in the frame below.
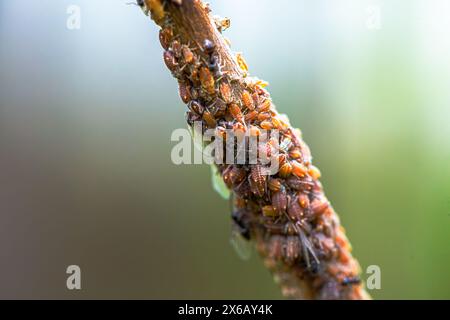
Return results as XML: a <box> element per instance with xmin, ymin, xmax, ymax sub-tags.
<box><xmin>142</xmin><ymin>0</ymin><xmax>365</xmax><ymax>299</ymax></box>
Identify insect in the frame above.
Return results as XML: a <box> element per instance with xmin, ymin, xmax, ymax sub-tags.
<box><xmin>163</xmin><ymin>50</ymin><xmax>178</xmax><ymax>75</ymax></box>
<box><xmin>187</xmin><ymin>100</ymin><xmax>204</xmax><ymax>116</ymax></box>
<box><xmin>219</xmin><ymin>82</ymin><xmax>233</xmax><ymax>104</ymax></box>
<box><xmin>202</xmin><ymin>110</ymin><xmax>217</xmax><ymax>128</ymax></box>
<box><xmin>228</xmin><ymin>103</ymin><xmax>243</xmax><ymax>123</ymax></box>
<box><xmin>178</xmin><ymin>81</ymin><xmax>191</xmax><ymax>103</ymax></box>
<box><xmin>287</xmin><ymin>195</ymin><xmax>303</xmax><ymax>220</ymax></box>
<box><xmin>241</xmin><ymin>90</ymin><xmax>254</xmax><ymax>110</ymax></box>
<box><xmin>284</xmin><ymin>236</ymin><xmax>300</xmax><ymax>264</ymax></box>
<box><xmin>158</xmin><ymin>27</ymin><xmax>173</xmax><ymax>50</ymax></box>
<box><xmin>249</xmin><ymin>165</ymin><xmax>266</xmax><ymax>197</ymax></box>
<box><xmin>278</xmin><ymin>162</ymin><xmax>293</xmax><ymax>178</ymax></box>
<box><xmin>199</xmin><ymin>66</ymin><xmax>216</xmax><ymax>95</ymax></box>
<box><xmin>285</xmin><ymin>175</ymin><xmax>313</xmax><ymax>192</ymax></box>
<box><xmin>271</xmin><ymin>185</ymin><xmax>287</xmax><ymax>213</ymax></box>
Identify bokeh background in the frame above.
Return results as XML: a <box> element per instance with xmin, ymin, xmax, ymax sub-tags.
<box><xmin>0</xmin><ymin>0</ymin><xmax>449</xmax><ymax>299</ymax></box>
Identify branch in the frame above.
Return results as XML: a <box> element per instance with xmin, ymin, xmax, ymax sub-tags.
<box><xmin>140</xmin><ymin>0</ymin><xmax>371</xmax><ymax>300</ymax></box>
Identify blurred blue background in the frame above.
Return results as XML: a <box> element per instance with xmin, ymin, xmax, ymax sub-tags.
<box><xmin>0</xmin><ymin>0</ymin><xmax>449</xmax><ymax>299</ymax></box>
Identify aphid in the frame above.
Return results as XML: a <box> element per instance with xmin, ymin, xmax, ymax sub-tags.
<box><xmin>342</xmin><ymin>276</ymin><xmax>361</xmax><ymax>286</ymax></box>
<box><xmin>308</xmin><ymin>165</ymin><xmax>321</xmax><ymax>180</ymax></box>
<box><xmin>182</xmin><ymin>45</ymin><xmax>195</xmax><ymax>64</ymax></box>
<box><xmin>178</xmin><ymin>81</ymin><xmax>191</xmax><ymax>103</ymax></box>
<box><xmin>268</xmin><ymin>235</ymin><xmax>284</xmax><ymax>260</ymax></box>
<box><xmin>210</xmin><ymin>98</ymin><xmax>227</xmax><ymax>117</ymax></box>
<box><xmin>287</xmin><ymin>195</ymin><xmax>303</xmax><ymax>220</ymax></box>
<box><xmin>146</xmin><ymin>0</ymin><xmax>165</xmax><ymax>24</ymax></box>
<box><xmin>244</xmin><ymin>110</ymin><xmax>258</xmax><ymax>122</ymax></box>
<box><xmin>257</xmin><ymin>113</ymin><xmax>271</xmax><ymax>122</ymax></box>
<box><xmin>252</xmin><ymin>92</ymin><xmax>260</xmax><ymax>106</ymax></box>
<box><xmin>278</xmin><ymin>162</ymin><xmax>293</xmax><ymax>178</ymax></box>
<box><xmin>257</xmin><ymin>99</ymin><xmax>271</xmax><ymax>112</ymax></box>
<box><xmin>190</xmin><ymin>67</ymin><xmax>200</xmax><ymax>86</ymax></box>
<box><xmin>292</xmin><ymin>161</ymin><xmax>307</xmax><ymax>177</ymax></box>
<box><xmin>228</xmin><ymin>103</ymin><xmax>243</xmax><ymax>122</ymax></box>
<box><xmin>202</xmin><ymin>110</ymin><xmax>217</xmax><ymax>128</ymax></box>
<box><xmin>159</xmin><ymin>27</ymin><xmax>173</xmax><ymax>50</ymax></box>
<box><xmin>199</xmin><ymin>66</ymin><xmax>216</xmax><ymax>95</ymax></box>
<box><xmin>310</xmin><ymin>198</ymin><xmax>330</xmax><ymax>216</ymax></box>
<box><xmin>285</xmin><ymin>175</ymin><xmax>313</xmax><ymax>192</ymax></box>
<box><xmin>284</xmin><ymin>236</ymin><xmax>300</xmax><ymax>264</ymax></box>
<box><xmin>219</xmin><ymin>82</ymin><xmax>233</xmax><ymax>104</ymax></box>
<box><xmin>229</xmin><ymin>166</ymin><xmax>246</xmax><ymax>186</ymax></box>
<box><xmin>250</xmin><ymin>165</ymin><xmax>266</xmax><ymax>197</ymax></box>
<box><xmin>268</xmin><ymin>178</ymin><xmax>281</xmax><ymax>192</ymax></box>
<box><xmin>272</xmin><ymin>186</ymin><xmax>287</xmax><ymax>213</ymax></box>
<box><xmin>262</xmin><ymin>205</ymin><xmax>279</xmax><ymax>218</ymax></box>
<box><xmin>298</xmin><ymin>193</ymin><xmax>310</xmax><ymax>209</ymax></box>
<box><xmin>289</xmin><ymin>148</ymin><xmax>302</xmax><ymax>160</ymax></box>
<box><xmin>187</xmin><ymin>100</ymin><xmax>204</xmax><ymax>115</ymax></box>
<box><xmin>171</xmin><ymin>40</ymin><xmax>182</xmax><ymax>57</ymax></box>
<box><xmin>235</xmin><ymin>52</ymin><xmax>248</xmax><ymax>73</ymax></box>
<box><xmin>260</xmin><ymin>120</ymin><xmax>273</xmax><ymax>130</ymax></box>
<box><xmin>241</xmin><ymin>90</ymin><xmax>254</xmax><ymax>110</ymax></box>
<box><xmin>271</xmin><ymin>116</ymin><xmax>284</xmax><ymax>130</ymax></box>
<box><xmin>163</xmin><ymin>50</ymin><xmax>178</xmax><ymax>74</ymax></box>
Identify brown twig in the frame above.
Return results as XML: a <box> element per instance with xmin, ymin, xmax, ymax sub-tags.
<box><xmin>140</xmin><ymin>0</ymin><xmax>370</xmax><ymax>300</ymax></box>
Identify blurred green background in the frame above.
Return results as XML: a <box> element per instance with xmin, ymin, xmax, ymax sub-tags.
<box><xmin>0</xmin><ymin>0</ymin><xmax>449</xmax><ymax>299</ymax></box>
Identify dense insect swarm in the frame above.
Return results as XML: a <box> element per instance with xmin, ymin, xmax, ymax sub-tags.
<box><xmin>144</xmin><ymin>0</ymin><xmax>368</xmax><ymax>300</ymax></box>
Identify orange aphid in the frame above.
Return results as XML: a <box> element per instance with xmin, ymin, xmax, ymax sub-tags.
<box><xmin>241</xmin><ymin>90</ymin><xmax>254</xmax><ymax>110</ymax></box>
<box><xmin>219</xmin><ymin>82</ymin><xmax>233</xmax><ymax>104</ymax></box>
<box><xmin>257</xmin><ymin>113</ymin><xmax>271</xmax><ymax>122</ymax></box>
<box><xmin>244</xmin><ymin>110</ymin><xmax>258</xmax><ymax>122</ymax></box>
<box><xmin>308</xmin><ymin>165</ymin><xmax>321</xmax><ymax>180</ymax></box>
<box><xmin>202</xmin><ymin>110</ymin><xmax>217</xmax><ymax>128</ymax></box>
<box><xmin>292</xmin><ymin>161</ymin><xmax>307</xmax><ymax>177</ymax></box>
<box><xmin>257</xmin><ymin>99</ymin><xmax>271</xmax><ymax>112</ymax></box>
<box><xmin>298</xmin><ymin>193</ymin><xmax>310</xmax><ymax>209</ymax></box>
<box><xmin>268</xmin><ymin>178</ymin><xmax>281</xmax><ymax>192</ymax></box>
<box><xmin>260</xmin><ymin>120</ymin><xmax>273</xmax><ymax>130</ymax></box>
<box><xmin>289</xmin><ymin>148</ymin><xmax>302</xmax><ymax>160</ymax></box>
<box><xmin>278</xmin><ymin>162</ymin><xmax>293</xmax><ymax>178</ymax></box>
<box><xmin>199</xmin><ymin>66</ymin><xmax>215</xmax><ymax>95</ymax></box>
<box><xmin>228</xmin><ymin>103</ymin><xmax>243</xmax><ymax>122</ymax></box>
<box><xmin>182</xmin><ymin>46</ymin><xmax>195</xmax><ymax>64</ymax></box>
<box><xmin>262</xmin><ymin>205</ymin><xmax>279</xmax><ymax>218</ymax></box>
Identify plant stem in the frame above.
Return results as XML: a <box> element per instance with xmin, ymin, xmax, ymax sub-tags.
<box><xmin>141</xmin><ymin>0</ymin><xmax>371</xmax><ymax>300</ymax></box>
